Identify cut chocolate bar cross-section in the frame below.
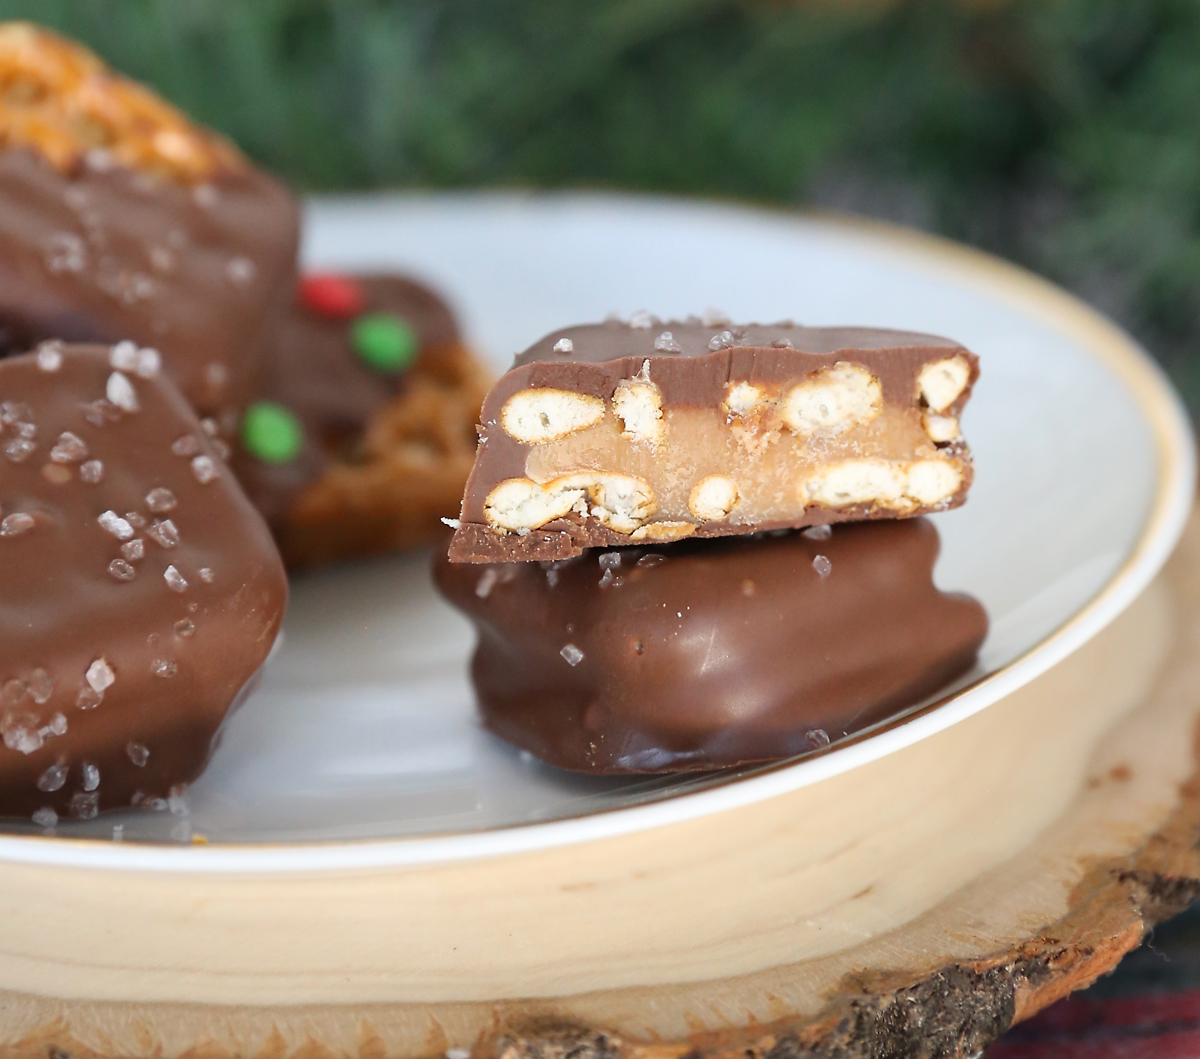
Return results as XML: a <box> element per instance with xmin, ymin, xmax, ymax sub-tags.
<box><xmin>0</xmin><ymin>343</ymin><xmax>286</xmax><ymax>822</ymax></box>
<box><xmin>449</xmin><ymin>318</ymin><xmax>978</xmax><ymax>562</ymax></box>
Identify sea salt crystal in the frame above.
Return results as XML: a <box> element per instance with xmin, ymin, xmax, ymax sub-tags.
<box><xmin>168</xmin><ymin>786</ymin><xmax>189</xmax><ymax>816</ymax></box>
<box><xmin>69</xmin><ymin>791</ymin><xmax>98</xmax><ymax>819</ymax></box>
<box><xmin>226</xmin><ymin>256</ymin><xmax>256</xmax><ymax>285</ymax></box>
<box><xmin>812</xmin><ymin>554</ymin><xmax>832</xmax><ymax>579</ymax></box>
<box><xmin>98</xmin><ymin>510</ymin><xmax>134</xmax><ymax>540</ymax></box>
<box><xmin>112</xmin><ymin>823</ymin><xmax>124</xmax><ymax>841</ymax></box>
<box><xmin>191</xmin><ymin>455</ymin><xmax>217</xmax><ymax>483</ymax></box>
<box><xmin>440</xmin><ymin>517</ymin><xmax>461</xmax><ymax>529</ymax></box>
<box><xmin>81</xmin><ymin>762</ymin><xmax>100</xmax><ymax>792</ymax></box>
<box><xmin>0</xmin><ymin>400</ymin><xmax>31</xmax><ymax>425</ymax></box>
<box><xmin>174</xmin><ymin>619</ymin><xmax>195</xmax><ymax>637</ymax></box>
<box><xmin>4</xmin><ymin>437</ymin><xmax>34</xmax><ymax>462</ymax></box>
<box><xmin>81</xmin><ymin>399</ymin><xmax>120</xmax><ymax>427</ymax></box>
<box><xmin>628</xmin><ymin>310</ymin><xmax>655</xmax><ymax>329</ymax></box>
<box><xmin>108</xmin><ymin>558</ymin><xmax>137</xmax><ymax>582</ymax></box>
<box><xmin>802</xmin><ymin>524</ymin><xmax>832</xmax><ymax>541</ymax></box>
<box><xmin>106</xmin><ymin>371</ymin><xmax>139</xmax><ymax>412</ymax></box>
<box><xmin>708</xmin><ymin>330</ymin><xmax>735</xmax><ymax>351</ymax></box>
<box><xmin>808</xmin><ymin>728</ymin><xmax>831</xmax><ymax>748</ymax></box>
<box><xmin>653</xmin><ymin>331</ymin><xmax>682</xmax><ymax>353</ymax></box>
<box><xmin>163</xmin><ymin>565</ymin><xmax>188</xmax><ymax>592</ymax></box>
<box><xmin>120</xmin><ymin>539</ymin><xmax>145</xmax><ymax>562</ymax></box>
<box><xmin>145</xmin><ymin>487</ymin><xmax>177</xmax><ymax>513</ymax></box>
<box><xmin>80</xmin><ymin>459</ymin><xmax>104</xmax><ymax>483</ymax></box>
<box><xmin>86</xmin><ymin>658</ymin><xmax>115</xmax><ymax>693</ymax></box>
<box><xmin>49</xmin><ymin>431</ymin><xmax>88</xmax><ymax>463</ymax></box>
<box><xmin>110</xmin><ymin>340</ymin><xmax>139</xmax><ymax>371</ymax></box>
<box><xmin>475</xmin><ymin>568</ymin><xmax>500</xmax><ymax>599</ymax></box>
<box><xmin>198</xmin><ymin>567</ymin><xmax>214</xmax><ymax>583</ymax></box>
<box><xmin>126</xmin><ymin>742</ymin><xmax>150</xmax><ymax>767</ymax></box>
<box><xmin>204</xmin><ymin>362</ymin><xmax>229</xmax><ymax>391</ymax></box>
<box><xmin>147</xmin><ymin>519</ymin><xmax>180</xmax><ymax>549</ymax></box>
<box><xmin>200</xmin><ymin>418</ymin><xmax>219</xmax><ymax>437</ymax></box>
<box><xmin>770</xmin><ymin>338</ymin><xmax>794</xmax><ymax>349</ymax></box>
<box><xmin>560</xmin><ymin>643</ymin><xmax>585</xmax><ymax>666</ymax></box>
<box><xmin>2</xmin><ymin>679</ymin><xmax>25</xmax><ymax>705</ymax></box>
<box><xmin>27</xmin><ymin>669</ymin><xmax>53</xmax><ymax>704</ymax></box>
<box><xmin>172</xmin><ymin>434</ymin><xmax>200</xmax><ymax>456</ymax></box>
<box><xmin>0</xmin><ymin>512</ymin><xmax>35</xmax><ymax>537</ymax></box>
<box><xmin>35</xmin><ymin>344</ymin><xmax>63</xmax><ymax>372</ymax></box>
<box><xmin>135</xmin><ymin>347</ymin><xmax>161</xmax><ymax>378</ymax></box>
<box><xmin>1</xmin><ymin>713</ymin><xmax>43</xmax><ymax>754</ymax></box>
<box><xmin>125</xmin><ymin>511</ymin><xmax>146</xmax><ymax>528</ymax></box>
<box><xmin>37</xmin><ymin>763</ymin><xmax>68</xmax><ymax>792</ymax></box>
<box><xmin>32</xmin><ymin>807</ymin><xmax>57</xmax><ymax>828</ymax></box>
<box><xmin>45</xmin><ymin>231</ymin><xmax>86</xmax><ymax>273</ymax></box>
<box><xmin>45</xmin><ymin>713</ymin><xmax>67</xmax><ymax>736</ymax></box>
<box><xmin>151</xmin><ymin>659</ymin><xmax>177</xmax><ymax>679</ymax></box>
<box><xmin>552</xmin><ymin>338</ymin><xmax>574</xmax><ymax>354</ymax></box>
<box><xmin>598</xmin><ymin>552</ymin><xmax>622</xmax><ymax>570</ymax></box>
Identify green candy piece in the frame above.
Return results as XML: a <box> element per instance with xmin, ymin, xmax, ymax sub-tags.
<box><xmin>242</xmin><ymin>401</ymin><xmax>304</xmax><ymax>464</ymax></box>
<box><xmin>350</xmin><ymin>312</ymin><xmax>419</xmax><ymax>373</ymax></box>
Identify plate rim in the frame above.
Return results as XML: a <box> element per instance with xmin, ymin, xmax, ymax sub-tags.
<box><xmin>5</xmin><ymin>191</ymin><xmax>1194</xmax><ymax>874</ymax></box>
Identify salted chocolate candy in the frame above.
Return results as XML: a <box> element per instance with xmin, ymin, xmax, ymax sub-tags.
<box><xmin>235</xmin><ymin>273</ymin><xmax>490</xmax><ymax>569</ymax></box>
<box><xmin>0</xmin><ymin>23</ymin><xmax>298</xmax><ymax>425</ymax></box>
<box><xmin>449</xmin><ymin>317</ymin><xmax>978</xmax><ymax>562</ymax></box>
<box><xmin>0</xmin><ymin>344</ymin><xmax>286</xmax><ymax>821</ymax></box>
<box><xmin>436</xmin><ymin>519</ymin><xmax>987</xmax><ymax>773</ymax></box>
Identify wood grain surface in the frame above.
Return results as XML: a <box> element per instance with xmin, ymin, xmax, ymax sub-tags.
<box><xmin>1</xmin><ymin>513</ymin><xmax>1199</xmax><ymax>1059</ymax></box>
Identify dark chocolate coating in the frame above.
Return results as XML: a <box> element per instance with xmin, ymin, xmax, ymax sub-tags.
<box><xmin>0</xmin><ymin>147</ymin><xmax>298</xmax><ymax>423</ymax></box>
<box><xmin>235</xmin><ymin>274</ymin><xmax>461</xmax><ymax>528</ymax></box>
<box><xmin>0</xmin><ymin>345</ymin><xmax>286</xmax><ymax>819</ymax></box>
<box><xmin>451</xmin><ymin>319</ymin><xmax>979</xmax><ymax>562</ymax></box>
<box><xmin>435</xmin><ymin>519</ymin><xmax>987</xmax><ymax>773</ymax></box>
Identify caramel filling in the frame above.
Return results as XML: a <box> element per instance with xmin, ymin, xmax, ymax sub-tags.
<box><xmin>516</xmin><ymin>402</ymin><xmax>960</xmax><ymax>532</ymax></box>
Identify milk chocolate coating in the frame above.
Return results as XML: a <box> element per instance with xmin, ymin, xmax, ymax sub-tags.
<box><xmin>0</xmin><ymin>147</ymin><xmax>298</xmax><ymax>424</ymax></box>
<box><xmin>451</xmin><ymin>319</ymin><xmax>979</xmax><ymax>562</ymax></box>
<box><xmin>0</xmin><ymin>345</ymin><xmax>286</xmax><ymax>819</ymax></box>
<box><xmin>435</xmin><ymin>519</ymin><xmax>987</xmax><ymax>773</ymax></box>
<box><xmin>235</xmin><ymin>274</ymin><xmax>462</xmax><ymax>529</ymax></box>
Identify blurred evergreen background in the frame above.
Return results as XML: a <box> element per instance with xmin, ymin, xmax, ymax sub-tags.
<box><xmin>9</xmin><ymin>0</ymin><xmax>1199</xmax><ymax>411</ymax></box>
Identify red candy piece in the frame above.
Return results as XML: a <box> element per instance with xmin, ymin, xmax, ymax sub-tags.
<box><xmin>299</xmin><ymin>273</ymin><xmax>366</xmax><ymax>319</ymax></box>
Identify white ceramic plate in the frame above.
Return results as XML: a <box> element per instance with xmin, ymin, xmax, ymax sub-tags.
<box><xmin>3</xmin><ymin>192</ymin><xmax>1193</xmax><ymax>870</ymax></box>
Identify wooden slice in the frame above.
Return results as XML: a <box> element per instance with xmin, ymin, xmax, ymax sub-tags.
<box><xmin>3</xmin><ymin>512</ymin><xmax>1200</xmax><ymax>1059</ymax></box>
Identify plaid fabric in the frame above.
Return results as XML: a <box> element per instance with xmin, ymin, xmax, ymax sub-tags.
<box><xmin>987</xmin><ymin>903</ymin><xmax>1200</xmax><ymax>1058</ymax></box>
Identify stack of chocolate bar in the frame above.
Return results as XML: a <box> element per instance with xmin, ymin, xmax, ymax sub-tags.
<box><xmin>436</xmin><ymin>317</ymin><xmax>988</xmax><ymax>772</ymax></box>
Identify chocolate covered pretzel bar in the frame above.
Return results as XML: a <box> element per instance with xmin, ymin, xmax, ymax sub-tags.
<box><xmin>436</xmin><ymin>518</ymin><xmax>987</xmax><ymax>772</ymax></box>
<box><xmin>449</xmin><ymin>318</ymin><xmax>978</xmax><ymax>562</ymax></box>
<box><xmin>0</xmin><ymin>343</ymin><xmax>285</xmax><ymax>821</ymax></box>
<box><xmin>0</xmin><ymin>23</ymin><xmax>298</xmax><ymax>427</ymax></box>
